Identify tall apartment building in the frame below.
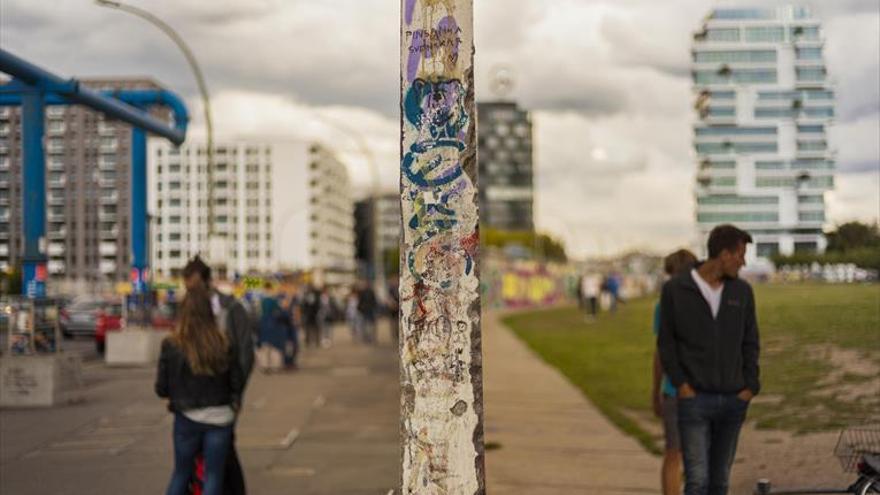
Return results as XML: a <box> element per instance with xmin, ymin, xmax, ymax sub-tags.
<box><xmin>272</xmin><ymin>142</ymin><xmax>355</xmax><ymax>287</ymax></box>
<box><xmin>0</xmin><ymin>78</ymin><xmax>164</xmax><ymax>283</ymax></box>
<box><xmin>477</xmin><ymin>101</ymin><xmax>534</xmax><ymax>231</ymax></box>
<box><xmin>148</xmin><ymin>142</ymin><xmax>274</xmax><ymax>278</ymax></box>
<box><xmin>692</xmin><ymin>6</ymin><xmax>835</xmax><ymax>258</ymax></box>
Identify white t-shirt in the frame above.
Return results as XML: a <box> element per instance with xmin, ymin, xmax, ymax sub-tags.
<box><xmin>691</xmin><ymin>268</ymin><xmax>724</xmax><ymax>319</ymax></box>
<box><xmin>183</xmin><ymin>405</ymin><xmax>235</xmax><ymax>426</ymax></box>
<box><xmin>581</xmin><ymin>275</ymin><xmax>601</xmax><ymax>297</ymax></box>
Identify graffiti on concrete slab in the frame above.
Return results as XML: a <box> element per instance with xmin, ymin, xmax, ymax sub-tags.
<box><xmin>400</xmin><ymin>0</ymin><xmax>484</xmax><ymax>493</ymax></box>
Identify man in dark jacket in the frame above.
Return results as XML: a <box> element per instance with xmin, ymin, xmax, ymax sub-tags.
<box><xmin>658</xmin><ymin>224</ymin><xmax>760</xmax><ymax>495</ymax></box>
<box><xmin>183</xmin><ymin>256</ymin><xmax>254</xmax><ymax>495</ymax></box>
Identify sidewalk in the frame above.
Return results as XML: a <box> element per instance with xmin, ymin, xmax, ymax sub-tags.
<box><xmin>483</xmin><ymin>309</ymin><xmax>661</xmax><ymax>494</ymax></box>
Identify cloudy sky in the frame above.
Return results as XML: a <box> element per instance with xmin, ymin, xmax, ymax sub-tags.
<box><xmin>2</xmin><ymin>0</ymin><xmax>878</xmax><ymax>258</ymax></box>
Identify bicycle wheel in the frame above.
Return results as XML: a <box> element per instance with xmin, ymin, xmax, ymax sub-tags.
<box><xmin>855</xmin><ymin>476</ymin><xmax>880</xmax><ymax>495</ymax></box>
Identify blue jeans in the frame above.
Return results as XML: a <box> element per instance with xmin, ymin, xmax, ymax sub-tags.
<box><xmin>166</xmin><ymin>413</ymin><xmax>233</xmax><ymax>495</ymax></box>
<box><xmin>678</xmin><ymin>392</ymin><xmax>749</xmax><ymax>495</ymax></box>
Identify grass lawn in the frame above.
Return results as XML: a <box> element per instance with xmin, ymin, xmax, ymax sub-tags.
<box><xmin>503</xmin><ymin>283</ymin><xmax>880</xmax><ymax>455</ymax></box>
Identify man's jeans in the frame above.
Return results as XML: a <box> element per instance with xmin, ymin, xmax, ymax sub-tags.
<box><xmin>678</xmin><ymin>392</ymin><xmax>749</xmax><ymax>495</ymax></box>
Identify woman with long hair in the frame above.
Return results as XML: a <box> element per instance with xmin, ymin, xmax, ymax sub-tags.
<box><xmin>156</xmin><ymin>288</ymin><xmax>244</xmax><ymax>495</ymax></box>
<box><xmin>652</xmin><ymin>249</ymin><xmax>698</xmax><ymax>495</ymax></box>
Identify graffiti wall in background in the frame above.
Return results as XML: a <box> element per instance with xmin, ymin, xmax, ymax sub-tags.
<box><xmin>483</xmin><ymin>256</ymin><xmax>578</xmax><ymax>309</ymax></box>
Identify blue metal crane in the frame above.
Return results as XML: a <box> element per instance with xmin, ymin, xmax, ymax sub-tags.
<box><xmin>0</xmin><ymin>48</ymin><xmax>189</xmax><ymax>297</ymax></box>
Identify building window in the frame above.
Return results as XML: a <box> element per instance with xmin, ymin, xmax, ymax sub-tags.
<box><xmin>797</xmin><ymin>141</ymin><xmax>827</xmax><ymax>152</ymax></box>
<box><xmin>693</xmin><ymin>50</ymin><xmax>776</xmax><ymax>64</ymax></box>
<box><xmin>711</xmin><ymin>8</ymin><xmax>774</xmax><ymax>20</ymax></box>
<box><xmin>790</xmin><ymin>26</ymin><xmax>820</xmax><ymax>41</ymax></box>
<box><xmin>798</xmin><ymin>211</ymin><xmax>825</xmax><ymax>222</ymax></box>
<box><xmin>744</xmin><ymin>26</ymin><xmax>785</xmax><ymax>43</ymax></box>
<box><xmin>797</xmin><ymin>124</ymin><xmax>824</xmax><ymax>133</ymax></box>
<box><xmin>756</xmin><ymin>242</ymin><xmax>779</xmax><ymax>257</ymax></box>
<box><xmin>704</xmin><ymin>28</ymin><xmax>740</xmax><ymax>42</ymax></box>
<box><xmin>695</xmin><ymin>126</ymin><xmax>776</xmax><ymax>136</ymax></box>
<box><xmin>802</xmin><ymin>107</ymin><xmax>834</xmax><ymax>118</ymax></box>
<box><xmin>694</xmin><ymin>69</ymin><xmax>777</xmax><ymax>85</ymax></box>
<box><xmin>697</xmin><ymin>212</ymin><xmax>777</xmax><ymax>223</ymax></box>
<box><xmin>796</xmin><ymin>67</ymin><xmax>825</xmax><ymax>82</ymax></box>
<box><xmin>796</xmin><ymin>47</ymin><xmax>822</xmax><ymax>60</ymax></box>
<box><xmin>697</xmin><ymin>195</ymin><xmax>777</xmax><ymax>205</ymax></box>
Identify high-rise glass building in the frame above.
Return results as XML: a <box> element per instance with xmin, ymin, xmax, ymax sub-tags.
<box><xmin>477</xmin><ymin>101</ymin><xmax>534</xmax><ymax>232</ymax></box>
<box><xmin>692</xmin><ymin>6</ymin><xmax>835</xmax><ymax>258</ymax></box>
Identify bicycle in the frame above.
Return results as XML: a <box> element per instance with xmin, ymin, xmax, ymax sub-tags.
<box><xmin>755</xmin><ymin>426</ymin><xmax>880</xmax><ymax>495</ymax></box>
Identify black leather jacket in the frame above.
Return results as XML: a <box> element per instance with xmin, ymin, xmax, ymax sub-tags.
<box><xmin>155</xmin><ymin>339</ymin><xmax>245</xmax><ymax>412</ymax></box>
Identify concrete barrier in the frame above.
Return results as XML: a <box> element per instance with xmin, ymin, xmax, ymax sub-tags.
<box><xmin>0</xmin><ymin>354</ymin><xmax>85</xmax><ymax>408</ymax></box>
<box><xmin>105</xmin><ymin>327</ymin><xmax>169</xmax><ymax>366</ymax></box>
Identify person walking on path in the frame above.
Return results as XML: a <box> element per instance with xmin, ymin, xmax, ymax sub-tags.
<box><xmin>345</xmin><ymin>288</ymin><xmax>362</xmax><ymax>342</ymax></box>
<box><xmin>652</xmin><ymin>249</ymin><xmax>698</xmax><ymax>495</ymax></box>
<box><xmin>301</xmin><ymin>285</ymin><xmax>322</xmax><ymax>348</ymax></box>
<box><xmin>658</xmin><ymin>224</ymin><xmax>760</xmax><ymax>495</ymax></box>
<box><xmin>182</xmin><ymin>256</ymin><xmax>254</xmax><ymax>495</ymax></box>
<box><xmin>256</xmin><ymin>288</ymin><xmax>289</xmax><ymax>372</ymax></box>
<box><xmin>156</xmin><ymin>288</ymin><xmax>245</xmax><ymax>495</ymax></box>
<box><xmin>580</xmin><ymin>273</ymin><xmax>601</xmax><ymax>321</ymax></box>
<box><xmin>387</xmin><ymin>279</ymin><xmax>400</xmax><ymax>345</ymax></box>
<box><xmin>357</xmin><ymin>281</ymin><xmax>379</xmax><ymax>344</ymax></box>
<box><xmin>282</xmin><ymin>289</ymin><xmax>300</xmax><ymax>369</ymax></box>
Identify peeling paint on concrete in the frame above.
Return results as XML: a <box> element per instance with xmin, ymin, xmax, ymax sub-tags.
<box><xmin>400</xmin><ymin>0</ymin><xmax>485</xmax><ymax>493</ymax></box>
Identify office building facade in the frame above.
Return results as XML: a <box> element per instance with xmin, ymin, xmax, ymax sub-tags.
<box><xmin>692</xmin><ymin>6</ymin><xmax>835</xmax><ymax>257</ymax></box>
<box><xmin>477</xmin><ymin>101</ymin><xmax>534</xmax><ymax>231</ymax></box>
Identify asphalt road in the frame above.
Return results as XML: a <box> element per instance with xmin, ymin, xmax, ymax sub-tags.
<box><xmin>0</xmin><ymin>323</ymin><xmax>400</xmax><ymax>495</ymax></box>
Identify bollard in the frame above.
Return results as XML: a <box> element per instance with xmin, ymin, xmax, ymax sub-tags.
<box><xmin>756</xmin><ymin>479</ymin><xmax>772</xmax><ymax>495</ymax></box>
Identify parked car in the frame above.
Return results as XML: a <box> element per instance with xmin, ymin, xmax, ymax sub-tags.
<box><xmin>150</xmin><ymin>302</ymin><xmax>177</xmax><ymax>330</ymax></box>
<box><xmin>60</xmin><ymin>299</ymin><xmax>104</xmax><ymax>338</ymax></box>
<box><xmin>93</xmin><ymin>303</ymin><xmax>124</xmax><ymax>354</ymax></box>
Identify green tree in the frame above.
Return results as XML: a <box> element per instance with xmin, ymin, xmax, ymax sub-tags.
<box><xmin>0</xmin><ymin>265</ymin><xmax>22</xmax><ymax>296</ymax></box>
<box><xmin>826</xmin><ymin>222</ymin><xmax>880</xmax><ymax>253</ymax></box>
<box><xmin>481</xmin><ymin>228</ymin><xmax>567</xmax><ymax>262</ymax></box>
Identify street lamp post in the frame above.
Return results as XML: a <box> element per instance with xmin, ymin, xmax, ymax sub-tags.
<box><xmin>94</xmin><ymin>0</ymin><xmax>218</xmax><ymax>259</ymax></box>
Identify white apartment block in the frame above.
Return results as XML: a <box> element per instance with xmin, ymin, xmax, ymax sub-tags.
<box><xmin>692</xmin><ymin>6</ymin><xmax>835</xmax><ymax>259</ymax></box>
<box><xmin>272</xmin><ymin>142</ymin><xmax>356</xmax><ymax>287</ymax></box>
<box><xmin>148</xmin><ymin>142</ymin><xmax>274</xmax><ymax>278</ymax></box>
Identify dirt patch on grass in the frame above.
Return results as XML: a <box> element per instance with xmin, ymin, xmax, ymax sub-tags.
<box><xmin>810</xmin><ymin>345</ymin><xmax>880</xmax><ymax>404</ymax></box>
<box><xmin>731</xmin><ymin>425</ymin><xmax>853</xmax><ymax>494</ymax></box>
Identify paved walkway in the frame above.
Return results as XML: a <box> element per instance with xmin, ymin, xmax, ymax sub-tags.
<box><xmin>484</xmin><ymin>310</ymin><xmax>661</xmax><ymax>494</ymax></box>
<box><xmin>3</xmin><ymin>311</ymin><xmax>662</xmax><ymax>494</ymax></box>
